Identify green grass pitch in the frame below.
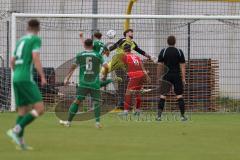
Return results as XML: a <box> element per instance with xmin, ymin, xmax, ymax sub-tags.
<box><xmin>0</xmin><ymin>113</ymin><xmax>240</xmax><ymax>160</ymax></box>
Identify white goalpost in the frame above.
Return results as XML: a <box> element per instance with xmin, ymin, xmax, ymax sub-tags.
<box><xmin>10</xmin><ymin>13</ymin><xmax>240</xmax><ymax>112</ymax></box>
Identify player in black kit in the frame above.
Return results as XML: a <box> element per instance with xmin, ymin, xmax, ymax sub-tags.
<box><xmin>157</xmin><ymin>35</ymin><xmax>187</xmax><ymax>121</ymax></box>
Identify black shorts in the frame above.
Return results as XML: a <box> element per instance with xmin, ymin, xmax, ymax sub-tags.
<box><xmin>162</xmin><ymin>73</ymin><xmax>183</xmax><ymax>95</ymax></box>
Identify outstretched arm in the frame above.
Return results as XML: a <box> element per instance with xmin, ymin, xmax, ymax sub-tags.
<box><xmin>133</xmin><ymin>42</ymin><xmax>151</xmax><ymax>59</ymax></box>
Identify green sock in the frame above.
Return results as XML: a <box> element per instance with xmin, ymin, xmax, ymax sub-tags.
<box><xmin>94</xmin><ymin>101</ymin><xmax>100</xmax><ymax>122</ymax></box>
<box><xmin>68</xmin><ymin>103</ymin><xmax>79</xmax><ymax>122</ymax></box>
<box><xmin>18</xmin><ymin>113</ymin><xmax>36</xmax><ymax>129</ymax></box>
<box><xmin>16</xmin><ymin>116</ymin><xmax>24</xmax><ymax>137</ymax></box>
<box><xmin>100</xmin><ymin>79</ymin><xmax>113</xmax><ymax>87</ymax></box>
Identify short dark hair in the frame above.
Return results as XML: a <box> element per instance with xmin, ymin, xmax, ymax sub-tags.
<box><xmin>93</xmin><ymin>32</ymin><xmax>102</xmax><ymax>39</ymax></box>
<box><xmin>167</xmin><ymin>36</ymin><xmax>176</xmax><ymax>46</ymax></box>
<box><xmin>28</xmin><ymin>19</ymin><xmax>40</xmax><ymax>31</ymax></box>
<box><xmin>123</xmin><ymin>29</ymin><xmax>133</xmax><ymax>37</ymax></box>
<box><xmin>84</xmin><ymin>38</ymin><xmax>93</xmax><ymax>47</ymax></box>
<box><xmin>123</xmin><ymin>44</ymin><xmax>131</xmax><ymax>52</ymax></box>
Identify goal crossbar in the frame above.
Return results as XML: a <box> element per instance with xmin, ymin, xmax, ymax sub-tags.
<box><xmin>12</xmin><ymin>13</ymin><xmax>240</xmax><ymax>19</ymax></box>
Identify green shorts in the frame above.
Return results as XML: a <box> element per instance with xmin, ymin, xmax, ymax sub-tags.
<box><xmin>13</xmin><ymin>81</ymin><xmax>42</xmax><ymax>107</ymax></box>
<box><xmin>76</xmin><ymin>86</ymin><xmax>100</xmax><ymax>102</ymax></box>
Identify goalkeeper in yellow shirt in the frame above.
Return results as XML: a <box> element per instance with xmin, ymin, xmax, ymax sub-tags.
<box><xmin>102</xmin><ymin>29</ymin><xmax>151</xmax><ymax>78</ymax></box>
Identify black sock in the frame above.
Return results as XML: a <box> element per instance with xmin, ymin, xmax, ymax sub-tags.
<box><xmin>177</xmin><ymin>98</ymin><xmax>185</xmax><ymax>117</ymax></box>
<box><xmin>158</xmin><ymin>98</ymin><xmax>165</xmax><ymax>117</ymax></box>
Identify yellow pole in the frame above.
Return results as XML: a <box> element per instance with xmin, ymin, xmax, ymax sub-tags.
<box><xmin>124</xmin><ymin>0</ymin><xmax>137</xmax><ymax>31</ymax></box>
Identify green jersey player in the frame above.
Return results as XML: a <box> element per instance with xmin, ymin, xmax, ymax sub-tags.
<box><xmin>79</xmin><ymin>31</ymin><xmax>110</xmax><ymax>57</ymax></box>
<box><xmin>7</xmin><ymin>19</ymin><xmax>46</xmax><ymax>150</ymax></box>
<box><xmin>61</xmin><ymin>39</ymin><xmax>107</xmax><ymax>128</ymax></box>
<box><xmin>79</xmin><ymin>31</ymin><xmax>120</xmax><ymax>86</ymax></box>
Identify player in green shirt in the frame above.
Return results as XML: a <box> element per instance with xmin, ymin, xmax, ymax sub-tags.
<box><xmin>61</xmin><ymin>39</ymin><xmax>107</xmax><ymax>128</ymax></box>
<box><xmin>80</xmin><ymin>31</ymin><xmax>110</xmax><ymax>57</ymax></box>
<box><xmin>79</xmin><ymin>31</ymin><xmax>120</xmax><ymax>87</ymax></box>
<box><xmin>7</xmin><ymin>19</ymin><xmax>46</xmax><ymax>150</ymax></box>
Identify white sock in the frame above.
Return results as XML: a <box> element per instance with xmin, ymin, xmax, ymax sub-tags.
<box><xmin>12</xmin><ymin>124</ymin><xmax>22</xmax><ymax>134</ymax></box>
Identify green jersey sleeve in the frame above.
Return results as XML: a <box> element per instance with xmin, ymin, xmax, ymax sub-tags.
<box><xmin>32</xmin><ymin>37</ymin><xmax>42</xmax><ymax>53</ymax></box>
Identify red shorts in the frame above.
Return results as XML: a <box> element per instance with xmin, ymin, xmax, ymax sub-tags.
<box><xmin>127</xmin><ymin>75</ymin><xmax>145</xmax><ymax>90</ymax></box>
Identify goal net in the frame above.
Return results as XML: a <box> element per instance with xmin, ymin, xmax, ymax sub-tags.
<box><xmin>9</xmin><ymin>13</ymin><xmax>240</xmax><ymax>115</ymax></box>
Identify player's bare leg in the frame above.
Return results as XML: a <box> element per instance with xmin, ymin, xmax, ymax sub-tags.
<box><xmin>6</xmin><ymin>106</ymin><xmax>28</xmax><ymax>148</ymax></box>
<box><xmin>60</xmin><ymin>99</ymin><xmax>81</xmax><ymax>127</ymax></box>
<box><xmin>7</xmin><ymin>102</ymin><xmax>44</xmax><ymax>150</ymax></box>
<box><xmin>119</xmin><ymin>89</ymin><xmax>132</xmax><ymax>117</ymax></box>
<box><xmin>93</xmin><ymin>100</ymin><xmax>103</xmax><ymax>129</ymax></box>
<box><xmin>156</xmin><ymin>95</ymin><xmax>166</xmax><ymax>121</ymax></box>
<box><xmin>176</xmin><ymin>95</ymin><xmax>187</xmax><ymax>121</ymax></box>
<box><xmin>134</xmin><ymin>94</ymin><xmax>141</xmax><ymax>116</ymax></box>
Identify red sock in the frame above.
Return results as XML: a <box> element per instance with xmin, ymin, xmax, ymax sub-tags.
<box><xmin>124</xmin><ymin>94</ymin><xmax>131</xmax><ymax>111</ymax></box>
<box><xmin>136</xmin><ymin>94</ymin><xmax>141</xmax><ymax>109</ymax></box>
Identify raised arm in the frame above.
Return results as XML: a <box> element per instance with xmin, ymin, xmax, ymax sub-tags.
<box><xmin>79</xmin><ymin>32</ymin><xmax>85</xmax><ymax>47</ymax></box>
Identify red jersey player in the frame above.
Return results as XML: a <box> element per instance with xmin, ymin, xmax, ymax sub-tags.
<box><xmin>121</xmin><ymin>44</ymin><xmax>151</xmax><ymax>115</ymax></box>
